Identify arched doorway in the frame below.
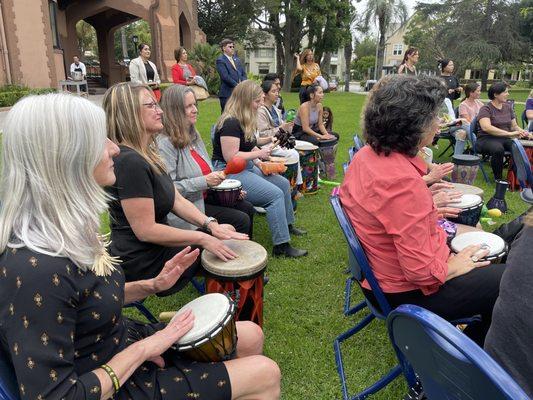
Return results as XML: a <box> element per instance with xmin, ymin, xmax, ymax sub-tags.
<box><xmin>179</xmin><ymin>13</ymin><xmax>192</xmax><ymax>49</ymax></box>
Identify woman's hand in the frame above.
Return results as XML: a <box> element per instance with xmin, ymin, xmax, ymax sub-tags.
<box><xmin>426</xmin><ymin>162</ymin><xmax>454</xmax><ymax>184</ymax></box>
<box><xmin>201</xmin><ymin>235</ymin><xmax>239</xmax><ymax>261</ymax></box>
<box><xmin>151</xmin><ymin>247</ymin><xmax>200</xmax><ymax>294</ymax></box>
<box><xmin>238</xmin><ymin>190</ymin><xmax>247</xmax><ymax>200</ymax></box>
<box><xmin>448</xmin><ymin>89</ymin><xmax>455</xmax><ymax>94</ymax></box>
<box><xmin>281</xmin><ymin>121</ymin><xmax>294</xmax><ymax>132</ymax></box>
<box><xmin>257</xmin><ymin>146</ymin><xmax>271</xmax><ymax>160</ymax></box>
<box><xmin>206</xmin><ymin>171</ymin><xmax>226</xmax><ymax>187</ymax></box>
<box><xmin>142</xmin><ymin>310</ymin><xmax>195</xmax><ymax>367</ymax></box>
<box><xmin>319</xmin><ymin>133</ymin><xmax>335</xmax><ymax>141</ymax></box>
<box><xmin>433</xmin><ymin>190</ymin><xmax>462</xmax><ymax>208</ymax></box>
<box><xmin>446</xmin><ymin>244</ymin><xmax>491</xmax><ymax>281</ymax></box>
<box><xmin>437</xmin><ymin>206</ymin><xmax>461</xmax><ymax>219</ymax></box>
<box><xmin>429</xmin><ymin>181</ymin><xmax>455</xmax><ymax>192</ymax></box>
<box><xmin>518</xmin><ymin>129</ymin><xmax>530</xmax><ymax>139</ymax></box>
<box><xmin>209</xmin><ymin>223</ymin><xmax>248</xmax><ymax>241</ymax></box>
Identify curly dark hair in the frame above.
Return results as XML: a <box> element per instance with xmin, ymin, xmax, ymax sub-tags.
<box><xmin>363</xmin><ymin>74</ymin><xmax>447</xmax><ymax>157</ymax></box>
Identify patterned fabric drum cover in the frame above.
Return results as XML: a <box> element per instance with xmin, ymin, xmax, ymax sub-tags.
<box><xmin>174</xmin><ymin>293</ymin><xmax>237</xmax><ymax>362</ymax></box>
<box><xmin>282</xmin><ymin>156</ymin><xmax>299</xmax><ymax>199</ymax></box>
<box><xmin>295</xmin><ymin>140</ymin><xmax>319</xmax><ymax>194</ymax></box>
<box><xmin>451</xmin><ymin>155</ymin><xmax>480</xmax><ymax>185</ymax></box>
<box><xmin>318</xmin><ymin>137</ymin><xmax>339</xmax><ymax>180</ymax></box>
<box><xmin>450</xmin><ymin>231</ymin><xmax>507</xmax><ymax>264</ymax></box>
<box><xmin>202</xmin><ymin>240</ymin><xmax>268</xmax><ymax>327</ymax></box>
<box><xmin>448</xmin><ymin>194</ymin><xmax>484</xmax><ymax>227</ymax></box>
<box><xmin>210</xmin><ymin>179</ymin><xmax>242</xmax><ymax>207</ymax></box>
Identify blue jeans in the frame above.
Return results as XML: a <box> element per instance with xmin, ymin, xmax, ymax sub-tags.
<box><xmin>213</xmin><ymin>160</ymin><xmax>294</xmax><ymax>245</ymax></box>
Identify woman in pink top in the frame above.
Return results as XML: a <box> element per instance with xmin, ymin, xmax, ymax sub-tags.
<box><xmin>340</xmin><ymin>74</ymin><xmax>504</xmax><ymax>345</ymax></box>
<box><xmin>458</xmin><ymin>82</ymin><xmax>484</xmax><ymax>123</ymax></box>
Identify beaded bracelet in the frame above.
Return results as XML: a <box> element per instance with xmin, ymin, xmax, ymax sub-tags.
<box><xmin>100</xmin><ymin>364</ymin><xmax>120</xmax><ymax>394</ymax></box>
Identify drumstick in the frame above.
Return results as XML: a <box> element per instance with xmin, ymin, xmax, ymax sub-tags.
<box><xmin>270</xmin><ymin>139</ymin><xmax>281</xmax><ymax>151</ymax></box>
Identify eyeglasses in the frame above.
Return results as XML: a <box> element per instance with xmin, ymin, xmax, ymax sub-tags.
<box><xmin>142</xmin><ymin>102</ymin><xmax>161</xmax><ymax>110</ymax></box>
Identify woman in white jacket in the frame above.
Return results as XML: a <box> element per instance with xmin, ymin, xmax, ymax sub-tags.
<box><xmin>129</xmin><ymin>43</ymin><xmax>162</xmax><ymax>100</ymax></box>
<box><xmin>257</xmin><ymin>80</ymin><xmax>303</xmax><ymax>190</ymax></box>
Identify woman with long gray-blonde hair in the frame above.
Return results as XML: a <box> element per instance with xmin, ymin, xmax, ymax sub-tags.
<box><xmin>157</xmin><ymin>84</ymin><xmax>255</xmax><ymax>236</ymax></box>
<box><xmin>0</xmin><ymin>93</ymin><xmax>280</xmax><ymax>400</ymax></box>
<box><xmin>103</xmin><ymin>82</ymin><xmax>247</xmax><ymax>294</ymax></box>
<box><xmin>212</xmin><ymin>80</ymin><xmax>308</xmax><ymax>258</ymax></box>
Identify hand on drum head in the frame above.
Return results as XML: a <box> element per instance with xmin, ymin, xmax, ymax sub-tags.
<box><xmin>446</xmin><ymin>244</ymin><xmax>491</xmax><ymax>281</ymax></box>
<box><xmin>153</xmin><ymin>246</ymin><xmax>200</xmax><ymax>294</ymax></box>
<box><xmin>210</xmin><ymin>223</ymin><xmax>249</xmax><ymax>241</ymax></box>
<box><xmin>429</xmin><ymin>180</ymin><xmax>455</xmax><ymax>193</ymax></box>
<box><xmin>319</xmin><ymin>133</ymin><xmax>335</xmax><ymax>141</ymax></box>
<box><xmin>202</xmin><ymin>235</ymin><xmax>240</xmax><ymax>261</ymax></box>
<box><xmin>433</xmin><ymin>190</ymin><xmax>462</xmax><ymax>208</ymax></box>
<box><xmin>143</xmin><ymin>309</ymin><xmax>195</xmax><ymax>368</ymax></box>
<box><xmin>437</xmin><ymin>206</ymin><xmax>461</xmax><ymax>219</ymax></box>
<box><xmin>206</xmin><ymin>171</ymin><xmax>226</xmax><ymax>187</ymax></box>
<box><xmin>426</xmin><ymin>163</ymin><xmax>454</xmax><ymax>184</ymax></box>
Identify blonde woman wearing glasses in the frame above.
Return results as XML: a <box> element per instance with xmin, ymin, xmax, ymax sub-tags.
<box><xmin>103</xmin><ymin>82</ymin><xmax>247</xmax><ymax>295</ymax></box>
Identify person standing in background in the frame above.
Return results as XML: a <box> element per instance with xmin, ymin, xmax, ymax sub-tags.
<box><xmin>129</xmin><ymin>43</ymin><xmax>162</xmax><ymax>101</ymax></box>
<box><xmin>70</xmin><ymin>55</ymin><xmax>87</xmax><ymax>92</ymax></box>
<box><xmin>216</xmin><ymin>39</ymin><xmax>247</xmax><ymax>112</ymax></box>
<box><xmin>397</xmin><ymin>47</ymin><xmax>419</xmax><ymax>75</ymax></box>
<box><xmin>438</xmin><ymin>59</ymin><xmax>463</xmax><ymax>104</ymax></box>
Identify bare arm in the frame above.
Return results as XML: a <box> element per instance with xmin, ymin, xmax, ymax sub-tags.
<box><xmin>527</xmin><ymin>109</ymin><xmax>533</xmax><ymax>120</ymax></box>
<box><xmin>220</xmin><ymin>136</ymin><xmax>270</xmax><ymax>162</ymax></box>
<box><xmin>478</xmin><ymin>117</ymin><xmax>519</xmax><ymax>138</ymax></box>
<box><xmin>316</xmin><ymin>104</ymin><xmax>329</xmax><ymax>136</ymax></box>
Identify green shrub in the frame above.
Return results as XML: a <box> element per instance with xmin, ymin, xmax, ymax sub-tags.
<box><xmin>0</xmin><ymin>87</ymin><xmax>56</xmax><ymax>107</ymax></box>
<box><xmin>189</xmin><ymin>43</ymin><xmax>221</xmax><ymax>95</ymax></box>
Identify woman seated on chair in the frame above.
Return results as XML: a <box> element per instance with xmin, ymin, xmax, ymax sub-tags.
<box><xmin>458</xmin><ymin>82</ymin><xmax>484</xmax><ymax>124</ymax></box>
<box><xmin>476</xmin><ymin>82</ymin><xmax>530</xmax><ymax>180</ymax></box>
<box><xmin>257</xmin><ymin>80</ymin><xmax>303</xmax><ymax>192</ymax></box>
<box><xmin>156</xmin><ymin>84</ymin><xmax>255</xmax><ymax>237</ymax></box>
<box><xmin>212</xmin><ymin>80</ymin><xmax>308</xmax><ymax>258</ymax></box>
<box><xmin>171</xmin><ymin>47</ymin><xmax>209</xmax><ymax>95</ymax></box>
<box><xmin>340</xmin><ymin>74</ymin><xmax>504</xmax><ymax>345</ymax></box>
<box><xmin>103</xmin><ymin>82</ymin><xmax>247</xmax><ymax>295</ymax></box>
<box><xmin>292</xmin><ymin>84</ymin><xmax>338</xmax><ymax>146</ymax></box>
<box><xmin>485</xmin><ymin>210</ymin><xmax>533</xmax><ymax>397</ymax></box>
<box><xmin>437</xmin><ymin>97</ymin><xmax>470</xmax><ymax>155</ymax></box>
<box><xmin>0</xmin><ymin>93</ymin><xmax>281</xmax><ymax>400</ymax></box>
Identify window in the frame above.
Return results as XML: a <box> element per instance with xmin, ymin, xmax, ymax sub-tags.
<box><xmin>49</xmin><ymin>1</ymin><xmax>60</xmax><ymax>49</ymax></box>
<box><xmin>254</xmin><ymin>48</ymin><xmax>274</xmax><ymax>58</ymax></box>
<box><xmin>393</xmin><ymin>44</ymin><xmax>403</xmax><ymax>56</ymax></box>
<box><xmin>331</xmin><ymin>65</ymin><xmax>338</xmax><ymax>75</ymax></box>
<box><xmin>258</xmin><ymin>63</ymin><xmax>270</xmax><ymax>75</ymax></box>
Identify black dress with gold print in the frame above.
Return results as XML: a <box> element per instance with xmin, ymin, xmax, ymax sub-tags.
<box><xmin>0</xmin><ymin>247</ymin><xmax>231</xmax><ymax>400</ymax></box>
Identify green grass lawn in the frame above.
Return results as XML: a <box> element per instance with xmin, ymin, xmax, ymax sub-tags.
<box><xmin>121</xmin><ymin>91</ymin><xmax>528</xmax><ymax>400</ymax></box>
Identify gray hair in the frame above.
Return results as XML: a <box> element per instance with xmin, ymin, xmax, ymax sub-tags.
<box><xmin>0</xmin><ymin>93</ymin><xmax>109</xmax><ymax>271</ymax></box>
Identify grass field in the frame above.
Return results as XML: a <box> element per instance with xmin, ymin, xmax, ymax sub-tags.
<box><xmin>116</xmin><ymin>91</ymin><xmax>529</xmax><ymax>400</ymax></box>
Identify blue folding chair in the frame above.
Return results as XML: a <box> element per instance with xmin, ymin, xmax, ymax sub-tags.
<box><xmin>348</xmin><ymin>146</ymin><xmax>356</xmax><ymax>163</ymax></box>
<box><xmin>0</xmin><ymin>350</ymin><xmax>19</xmax><ymax>400</ymax></box>
<box><xmin>343</xmin><ymin>162</ymin><xmax>349</xmax><ymax>175</ymax></box>
<box><xmin>511</xmin><ymin>139</ymin><xmax>533</xmax><ymax>189</ymax></box>
<box><xmin>124</xmin><ymin>300</ymin><xmax>159</xmax><ymax>323</ymax></box>
<box><xmin>330</xmin><ymin>190</ymin><xmax>416</xmax><ymax>399</ymax></box>
<box><xmin>388</xmin><ymin>304</ymin><xmax>531</xmax><ymax>400</ymax></box>
<box><xmin>353</xmin><ymin>135</ymin><xmax>365</xmax><ymax>151</ymax></box>
<box><xmin>468</xmin><ymin>117</ymin><xmax>490</xmax><ymax>183</ymax></box>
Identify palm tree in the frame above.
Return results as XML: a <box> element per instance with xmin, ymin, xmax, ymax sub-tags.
<box><xmin>362</xmin><ymin>0</ymin><xmax>408</xmax><ymax>80</ymax></box>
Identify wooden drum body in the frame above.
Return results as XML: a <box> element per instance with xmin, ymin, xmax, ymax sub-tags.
<box><xmin>210</xmin><ymin>179</ymin><xmax>242</xmax><ymax>207</ymax></box>
<box><xmin>295</xmin><ymin>140</ymin><xmax>319</xmax><ymax>194</ymax></box>
<box><xmin>449</xmin><ymin>194</ymin><xmax>484</xmax><ymax>227</ymax></box>
<box><xmin>202</xmin><ymin>240</ymin><xmax>268</xmax><ymax>327</ymax></box>
<box><xmin>317</xmin><ymin>137</ymin><xmax>339</xmax><ymax>181</ymax></box>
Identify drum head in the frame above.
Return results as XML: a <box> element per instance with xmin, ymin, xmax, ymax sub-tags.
<box><xmin>295</xmin><ymin>140</ymin><xmax>318</xmax><ymax>151</ymax></box>
<box><xmin>174</xmin><ymin>293</ymin><xmax>230</xmax><ymax>345</ymax></box>
<box><xmin>455</xmin><ymin>194</ymin><xmax>482</xmax><ymax>209</ymax></box>
<box><xmin>451</xmin><ymin>232</ymin><xmax>506</xmax><ymax>257</ymax></box>
<box><xmin>450</xmin><ymin>183</ymin><xmax>484</xmax><ymax>198</ymax></box>
<box><xmin>520</xmin><ymin>139</ymin><xmax>533</xmax><ymax>148</ymax></box>
<box><xmin>213</xmin><ymin>179</ymin><xmax>242</xmax><ymax>190</ymax></box>
<box><xmin>202</xmin><ymin>239</ymin><xmax>268</xmax><ymax>278</ymax></box>
<box><xmin>284</xmin><ymin>156</ymin><xmax>299</xmax><ymax>166</ymax></box>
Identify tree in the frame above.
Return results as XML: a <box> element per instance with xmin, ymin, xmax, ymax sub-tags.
<box><xmin>352</xmin><ymin>55</ymin><xmax>376</xmax><ymax>80</ymax></box>
<box><xmin>76</xmin><ymin>20</ymin><xmax>98</xmax><ymax>58</ymax></box>
<box><xmin>197</xmin><ymin>0</ymin><xmax>260</xmax><ymax>46</ymax></box>
<box><xmin>406</xmin><ymin>0</ymin><xmax>531</xmax><ymax>90</ymax></box>
<box><xmin>113</xmin><ymin>20</ymin><xmax>151</xmax><ymax>62</ymax></box>
<box><xmin>362</xmin><ymin>0</ymin><xmax>408</xmax><ymax>80</ymax></box>
<box><xmin>354</xmin><ymin>36</ymin><xmax>378</xmax><ymax>59</ymax></box>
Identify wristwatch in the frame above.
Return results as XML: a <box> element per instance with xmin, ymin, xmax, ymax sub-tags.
<box><xmin>202</xmin><ymin>217</ymin><xmax>218</xmax><ymax>233</ymax></box>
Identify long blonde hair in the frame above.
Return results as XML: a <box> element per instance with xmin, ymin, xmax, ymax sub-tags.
<box><xmin>0</xmin><ymin>93</ymin><xmax>117</xmax><ymax>275</ymax></box>
<box><xmin>216</xmin><ymin>80</ymin><xmax>263</xmax><ymax>142</ymax></box>
<box><xmin>103</xmin><ymin>82</ymin><xmax>166</xmax><ymax>173</ymax></box>
<box><xmin>160</xmin><ymin>84</ymin><xmax>199</xmax><ymax>149</ymax></box>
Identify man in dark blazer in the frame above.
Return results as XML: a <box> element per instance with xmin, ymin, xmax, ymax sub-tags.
<box><xmin>216</xmin><ymin>38</ymin><xmax>247</xmax><ymax>111</ymax></box>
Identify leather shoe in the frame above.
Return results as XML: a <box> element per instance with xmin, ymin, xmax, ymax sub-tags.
<box><xmin>273</xmin><ymin>243</ymin><xmax>308</xmax><ymax>258</ymax></box>
<box><xmin>289</xmin><ymin>224</ymin><xmax>307</xmax><ymax>236</ymax></box>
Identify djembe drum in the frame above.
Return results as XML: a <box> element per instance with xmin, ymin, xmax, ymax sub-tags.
<box><xmin>210</xmin><ymin>179</ymin><xmax>242</xmax><ymax>207</ymax></box>
<box><xmin>282</xmin><ymin>156</ymin><xmax>299</xmax><ymax>200</ymax></box>
<box><xmin>450</xmin><ymin>231</ymin><xmax>508</xmax><ymax>264</ymax></box>
<box><xmin>317</xmin><ymin>137</ymin><xmax>339</xmax><ymax>180</ymax></box>
<box><xmin>173</xmin><ymin>293</ymin><xmax>237</xmax><ymax>362</ymax></box>
<box><xmin>448</xmin><ymin>194</ymin><xmax>484</xmax><ymax>227</ymax></box>
<box><xmin>202</xmin><ymin>240</ymin><xmax>268</xmax><ymax>327</ymax></box>
<box><xmin>295</xmin><ymin>140</ymin><xmax>319</xmax><ymax>194</ymax></box>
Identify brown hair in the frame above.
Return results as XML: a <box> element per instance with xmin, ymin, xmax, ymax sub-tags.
<box><xmin>401</xmin><ymin>47</ymin><xmax>419</xmax><ymax>65</ymax></box>
<box><xmin>103</xmin><ymin>82</ymin><xmax>166</xmax><ymax>173</ymax></box>
<box><xmin>300</xmin><ymin>48</ymin><xmax>314</xmax><ymax>65</ymax></box>
<box><xmin>174</xmin><ymin>47</ymin><xmax>187</xmax><ymax>63</ymax></box>
<box><xmin>160</xmin><ymin>84</ymin><xmax>199</xmax><ymax>149</ymax></box>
